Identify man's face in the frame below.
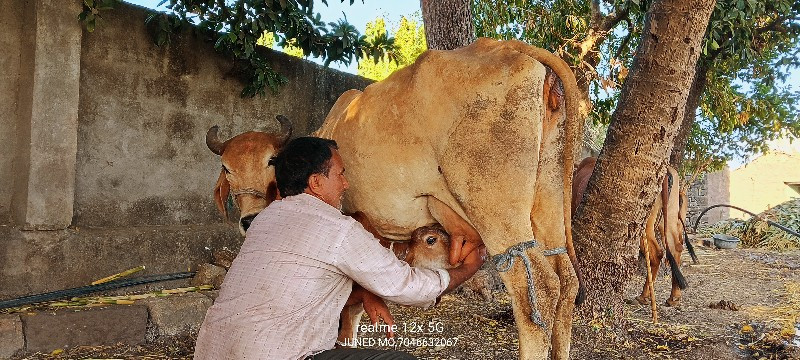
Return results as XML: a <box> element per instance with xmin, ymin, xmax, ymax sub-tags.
<box><xmin>317</xmin><ymin>149</ymin><xmax>349</xmax><ymax>209</ymax></box>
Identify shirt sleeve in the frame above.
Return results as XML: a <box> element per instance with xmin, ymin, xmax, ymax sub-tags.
<box><xmin>332</xmin><ymin>221</ymin><xmax>450</xmax><ymax>307</ymax></box>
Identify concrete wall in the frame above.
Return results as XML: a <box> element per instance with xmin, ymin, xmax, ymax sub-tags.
<box><xmin>0</xmin><ymin>1</ymin><xmax>371</xmax><ymax>298</ymax></box>
<box><xmin>74</xmin><ymin>3</ymin><xmax>371</xmax><ymax>228</ymax></box>
<box><xmin>729</xmin><ymin>152</ymin><xmax>800</xmax><ymax>219</ymax></box>
<box><xmin>0</xmin><ymin>0</ymin><xmax>26</xmax><ymax>224</ymax></box>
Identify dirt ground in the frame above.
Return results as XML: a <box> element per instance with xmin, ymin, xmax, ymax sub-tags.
<box><xmin>14</xmin><ymin>241</ymin><xmax>800</xmax><ymax>359</ymax></box>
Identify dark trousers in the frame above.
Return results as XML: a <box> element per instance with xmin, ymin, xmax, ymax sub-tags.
<box><xmin>307</xmin><ymin>348</ymin><xmax>417</xmax><ymax>360</ymax></box>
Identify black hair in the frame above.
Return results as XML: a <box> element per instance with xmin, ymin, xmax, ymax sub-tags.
<box><xmin>269</xmin><ymin>137</ymin><xmax>338</xmax><ymax>197</ymax></box>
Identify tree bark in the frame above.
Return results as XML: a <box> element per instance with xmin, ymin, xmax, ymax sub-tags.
<box><xmin>420</xmin><ymin>0</ymin><xmax>475</xmax><ymax>50</ymax></box>
<box><xmin>572</xmin><ymin>0</ymin><xmax>715</xmax><ymax>317</ymax></box>
<box><xmin>670</xmin><ymin>62</ymin><xmax>709</xmax><ymax>169</ymax></box>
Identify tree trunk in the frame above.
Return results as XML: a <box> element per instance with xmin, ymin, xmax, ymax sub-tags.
<box><xmin>670</xmin><ymin>62</ymin><xmax>709</xmax><ymax>169</ymax></box>
<box><xmin>420</xmin><ymin>0</ymin><xmax>475</xmax><ymax>50</ymax></box>
<box><xmin>572</xmin><ymin>0</ymin><xmax>715</xmax><ymax>317</ymax></box>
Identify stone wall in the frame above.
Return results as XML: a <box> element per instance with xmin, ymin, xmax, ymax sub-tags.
<box><xmin>0</xmin><ymin>0</ymin><xmax>371</xmax><ymax>298</ymax></box>
<box><xmin>686</xmin><ymin>169</ymin><xmax>730</xmax><ymax>229</ymax></box>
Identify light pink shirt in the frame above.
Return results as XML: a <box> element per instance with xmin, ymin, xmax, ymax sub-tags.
<box><xmin>194</xmin><ymin>193</ymin><xmax>449</xmax><ymax>360</ymax></box>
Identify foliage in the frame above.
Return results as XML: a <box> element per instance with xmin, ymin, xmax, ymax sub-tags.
<box><xmin>357</xmin><ymin>15</ymin><xmax>426</xmax><ymax>81</ymax></box>
<box><xmin>698</xmin><ymin>198</ymin><xmax>800</xmax><ymax>250</ymax></box>
<box><xmin>79</xmin><ymin>0</ymin><xmax>120</xmax><ymax>32</ymax></box>
<box><xmin>684</xmin><ymin>0</ymin><xmax>800</xmax><ymax>172</ymax></box>
<box><xmin>81</xmin><ymin>0</ymin><xmax>397</xmax><ymax>97</ymax></box>
<box><xmin>472</xmin><ymin>0</ymin><xmax>800</xmax><ymax>173</ymax></box>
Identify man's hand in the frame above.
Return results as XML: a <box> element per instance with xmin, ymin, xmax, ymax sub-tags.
<box><xmin>346</xmin><ymin>284</ymin><xmax>395</xmax><ymax>338</ymax></box>
<box><xmin>449</xmin><ymin>235</ymin><xmax>483</xmax><ymax>266</ymax></box>
<box><xmin>361</xmin><ymin>290</ymin><xmax>395</xmax><ymax>338</ymax></box>
<box><xmin>444</xmin><ymin>244</ymin><xmax>487</xmax><ymax>294</ymax></box>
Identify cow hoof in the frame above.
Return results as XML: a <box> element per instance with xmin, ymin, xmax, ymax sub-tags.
<box><xmin>635</xmin><ymin>296</ymin><xmax>650</xmax><ymax>305</ymax></box>
<box><xmin>665</xmin><ymin>298</ymin><xmax>680</xmax><ymax>307</ymax></box>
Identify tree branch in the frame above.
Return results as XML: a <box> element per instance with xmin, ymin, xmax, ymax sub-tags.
<box><xmin>576</xmin><ymin>4</ymin><xmax>630</xmax><ymax>61</ymax></box>
<box><xmin>613</xmin><ymin>18</ymin><xmax>634</xmax><ymax>60</ymax></box>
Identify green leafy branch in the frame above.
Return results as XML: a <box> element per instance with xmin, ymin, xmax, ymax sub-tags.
<box><xmin>78</xmin><ymin>0</ymin><xmax>120</xmax><ymax>32</ymax></box>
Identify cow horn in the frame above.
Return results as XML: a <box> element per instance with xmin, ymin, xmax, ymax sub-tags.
<box><xmin>206</xmin><ymin>125</ymin><xmax>225</xmax><ymax>155</ymax></box>
<box><xmin>275</xmin><ymin>115</ymin><xmax>293</xmax><ymax>146</ymax></box>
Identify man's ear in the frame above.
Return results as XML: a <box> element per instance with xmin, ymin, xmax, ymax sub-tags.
<box><xmin>307</xmin><ymin>173</ymin><xmax>323</xmax><ymax>194</ymax></box>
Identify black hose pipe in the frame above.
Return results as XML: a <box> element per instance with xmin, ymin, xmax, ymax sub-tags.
<box><xmin>692</xmin><ymin>204</ymin><xmax>800</xmax><ymax>238</ymax></box>
<box><xmin>0</xmin><ymin>272</ymin><xmax>196</xmax><ymax>310</ymax></box>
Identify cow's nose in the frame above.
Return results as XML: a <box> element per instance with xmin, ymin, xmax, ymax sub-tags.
<box><xmin>241</xmin><ymin>215</ymin><xmax>257</xmax><ymax>232</ymax></box>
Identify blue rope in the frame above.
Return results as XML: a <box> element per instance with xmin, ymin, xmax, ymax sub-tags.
<box><xmin>492</xmin><ymin>240</ymin><xmax>566</xmax><ymax>329</ymax></box>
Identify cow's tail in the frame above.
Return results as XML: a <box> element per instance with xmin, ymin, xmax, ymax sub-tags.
<box><xmin>665</xmin><ymin>246</ymin><xmax>688</xmax><ymax>290</ymax></box>
<box><xmin>661</xmin><ymin>174</ymin><xmax>688</xmax><ymax>290</ymax></box>
<box><xmin>680</xmin><ymin>217</ymin><xmax>698</xmax><ymax>263</ymax></box>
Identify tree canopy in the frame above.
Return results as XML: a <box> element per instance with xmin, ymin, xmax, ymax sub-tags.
<box><xmin>473</xmin><ymin>0</ymin><xmax>800</xmax><ymax>173</ymax></box>
<box><xmin>357</xmin><ymin>16</ymin><xmax>427</xmax><ymax>81</ymax></box>
<box><xmin>81</xmin><ymin>0</ymin><xmax>396</xmax><ymax>97</ymax></box>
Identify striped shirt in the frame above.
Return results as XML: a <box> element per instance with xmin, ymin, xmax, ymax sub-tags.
<box><xmin>194</xmin><ymin>193</ymin><xmax>449</xmax><ymax>360</ymax></box>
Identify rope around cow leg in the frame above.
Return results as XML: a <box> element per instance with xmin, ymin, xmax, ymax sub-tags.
<box><xmin>492</xmin><ymin>240</ymin><xmax>567</xmax><ymax>329</ymax></box>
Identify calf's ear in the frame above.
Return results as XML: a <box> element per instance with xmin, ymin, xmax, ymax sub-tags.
<box><xmin>213</xmin><ymin>169</ymin><xmax>231</xmax><ymax>221</ymax></box>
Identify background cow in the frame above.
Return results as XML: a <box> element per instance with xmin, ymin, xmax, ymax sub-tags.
<box><xmin>571</xmin><ymin>157</ymin><xmax>696</xmax><ymax>306</ymax></box>
<box><xmin>205</xmin><ymin>115</ymin><xmax>292</xmax><ymax>235</ymax></box>
<box><xmin>314</xmin><ymin>38</ymin><xmax>584</xmax><ymax>360</ymax></box>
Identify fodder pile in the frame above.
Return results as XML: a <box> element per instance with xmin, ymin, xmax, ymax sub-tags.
<box><xmin>699</xmin><ymin>198</ymin><xmax>800</xmax><ymax>251</ymax></box>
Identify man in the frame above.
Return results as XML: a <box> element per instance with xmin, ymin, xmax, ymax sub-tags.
<box><xmin>194</xmin><ymin>137</ymin><xmax>485</xmax><ymax>360</ymax></box>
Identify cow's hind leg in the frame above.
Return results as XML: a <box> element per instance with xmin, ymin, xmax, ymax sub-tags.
<box><xmin>548</xmin><ymin>253</ymin><xmax>578</xmax><ymax>359</ymax></box>
<box><xmin>666</xmin><ymin>228</ymin><xmax>685</xmax><ymax>306</ymax></box>
<box><xmin>495</xmin><ymin>252</ymin><xmax>562</xmax><ymax>360</ymax></box>
<box><xmin>636</xmin><ymin>237</ymin><xmax>663</xmax><ymax>305</ymax></box>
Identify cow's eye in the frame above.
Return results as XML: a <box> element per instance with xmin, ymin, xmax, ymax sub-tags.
<box><xmin>426</xmin><ymin>236</ymin><xmax>436</xmax><ymax>245</ymax></box>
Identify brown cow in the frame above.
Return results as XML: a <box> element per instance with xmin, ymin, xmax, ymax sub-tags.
<box><xmin>315</xmin><ymin>38</ymin><xmax>584</xmax><ymax>359</ymax></box>
<box><xmin>206</xmin><ymin>115</ymin><xmax>292</xmax><ymax>235</ymax></box>
<box><xmin>207</xmin><ymin>39</ymin><xmax>586</xmax><ymax>358</ymax></box>
<box><xmin>571</xmin><ymin>157</ymin><xmax>696</xmax><ymax>306</ymax></box>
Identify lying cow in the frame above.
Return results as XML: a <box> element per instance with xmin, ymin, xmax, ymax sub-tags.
<box><xmin>314</xmin><ymin>38</ymin><xmax>584</xmax><ymax>359</ymax></box>
<box><xmin>571</xmin><ymin>157</ymin><xmax>696</xmax><ymax>306</ymax></box>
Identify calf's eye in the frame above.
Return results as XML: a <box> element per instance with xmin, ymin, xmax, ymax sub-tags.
<box><xmin>426</xmin><ymin>236</ymin><xmax>437</xmax><ymax>245</ymax></box>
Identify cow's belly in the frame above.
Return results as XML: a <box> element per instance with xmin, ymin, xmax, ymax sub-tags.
<box><xmin>336</xmin><ymin>135</ymin><xmax>443</xmax><ymax>241</ymax></box>
<box><xmin>344</xmin><ymin>188</ymin><xmax>434</xmax><ymax>241</ymax></box>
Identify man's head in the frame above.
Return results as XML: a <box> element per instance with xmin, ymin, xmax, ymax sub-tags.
<box><xmin>270</xmin><ymin>137</ymin><xmax>349</xmax><ymax>208</ymax></box>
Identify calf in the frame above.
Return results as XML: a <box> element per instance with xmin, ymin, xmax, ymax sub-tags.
<box><xmin>337</xmin><ymin>220</ymin><xmax>455</xmax><ymax>345</ymax></box>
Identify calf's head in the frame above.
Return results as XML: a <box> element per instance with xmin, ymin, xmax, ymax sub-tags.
<box><xmin>206</xmin><ymin>115</ymin><xmax>292</xmax><ymax>235</ymax></box>
<box><xmin>405</xmin><ymin>225</ymin><xmax>458</xmax><ymax>270</ymax></box>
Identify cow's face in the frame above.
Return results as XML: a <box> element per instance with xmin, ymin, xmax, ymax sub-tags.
<box><xmin>405</xmin><ymin>225</ymin><xmax>458</xmax><ymax>270</ymax></box>
<box><xmin>207</xmin><ymin>115</ymin><xmax>292</xmax><ymax>235</ymax></box>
